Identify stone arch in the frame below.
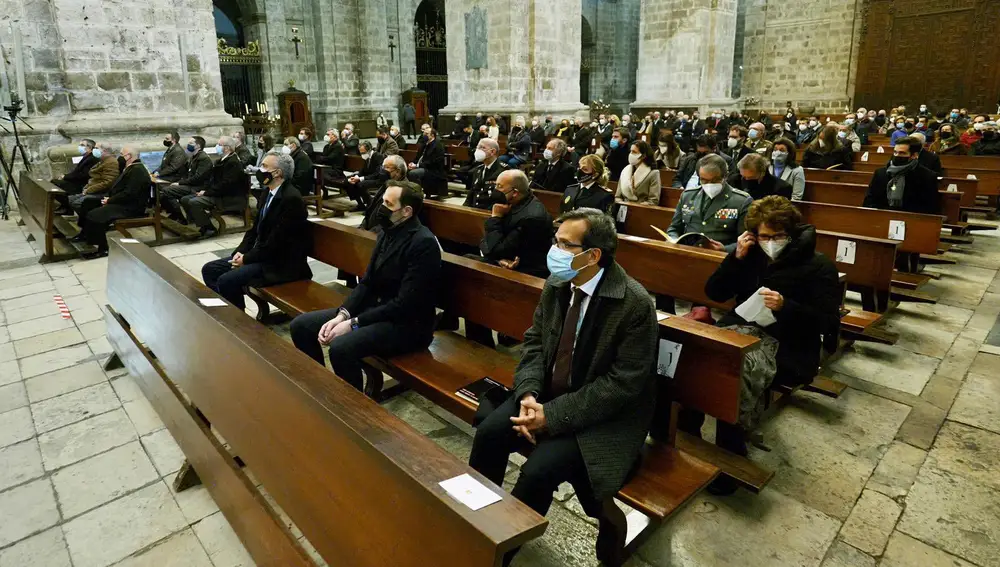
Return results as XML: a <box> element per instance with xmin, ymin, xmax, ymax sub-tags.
<box><xmin>414</xmin><ymin>0</ymin><xmax>447</xmax><ymax>117</ymax></box>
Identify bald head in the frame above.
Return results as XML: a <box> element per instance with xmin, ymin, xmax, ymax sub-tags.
<box><xmin>496</xmin><ymin>169</ymin><xmax>530</xmax><ymax>204</ymax></box>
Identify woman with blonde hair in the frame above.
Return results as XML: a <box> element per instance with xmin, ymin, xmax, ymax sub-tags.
<box><xmin>559</xmin><ymin>153</ymin><xmax>614</xmax><ymax>213</ymax></box>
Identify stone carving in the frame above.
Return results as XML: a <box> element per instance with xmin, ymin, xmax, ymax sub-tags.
<box><xmin>465</xmin><ymin>6</ymin><xmax>488</xmax><ymax>70</ymax></box>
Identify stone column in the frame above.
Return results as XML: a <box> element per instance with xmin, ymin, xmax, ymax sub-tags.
<box><xmin>441</xmin><ymin>0</ymin><xmax>588</xmax><ymax>120</ymax></box>
<box><xmin>632</xmin><ymin>0</ymin><xmax>738</xmax><ymax>111</ymax></box>
<box><xmin>0</xmin><ymin>0</ymin><xmax>241</xmax><ymax>177</ymax></box>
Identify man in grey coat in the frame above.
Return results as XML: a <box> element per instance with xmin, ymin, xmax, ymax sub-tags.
<box><xmin>469</xmin><ymin>208</ymin><xmax>657</xmax><ymax>566</ymax></box>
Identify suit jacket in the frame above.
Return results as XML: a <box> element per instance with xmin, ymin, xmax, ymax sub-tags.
<box><xmin>726</xmin><ymin>171</ymin><xmax>793</xmax><ymax>201</ymax></box>
<box><xmin>234</xmin><ymin>144</ymin><xmax>253</xmax><ymax>168</ymax></box>
<box><xmin>480</xmin><ymin>194</ymin><xmax>553</xmax><ymax>278</ymax></box>
<box><xmin>572</xmin><ymin>127</ymin><xmax>593</xmax><ymax>155</ymax></box>
<box><xmin>360</xmin><ymin>181</ymin><xmax>394</xmax><ymax>231</ymax></box>
<box><xmin>531</xmin><ymin>159</ymin><xmax>577</xmax><ymax>194</ymax></box>
<box><xmin>179</xmin><ymin>151</ymin><xmax>213</xmax><ymax>187</ymax></box>
<box><xmin>342</xmin><ymin>216</ymin><xmax>441</xmax><ymax>335</ymax></box>
<box><xmin>317</xmin><ymin>141</ymin><xmax>346</xmax><ymax>174</ymax></box>
<box><xmin>83</xmin><ymin>156</ymin><xmax>120</xmax><ymax>194</ymax></box>
<box><xmin>464</xmin><ymin>159</ymin><xmax>509</xmax><ymax>209</ymax></box>
<box><xmin>344</xmin><ymin>136</ymin><xmax>361</xmax><ymax>156</ymax></box>
<box><xmin>290</xmin><ymin>148</ymin><xmax>315</xmax><ymax>196</ymax></box>
<box><xmin>105</xmin><ymin>161</ymin><xmax>152</xmax><ymax>214</ymax></box>
<box><xmin>156</xmin><ymin>144</ymin><xmax>188</xmax><ymax>182</ymax></box>
<box><xmin>560</xmin><ymin>183</ymin><xmax>614</xmax><ymax>214</ymax></box>
<box><xmin>417</xmin><ymin>139</ymin><xmax>447</xmax><ymax>181</ymax></box>
<box><xmin>377</xmin><ymin>136</ymin><xmax>400</xmax><ymax>156</ymax></box>
<box><xmin>506</xmin><ymin>130</ymin><xmax>532</xmax><ymax>160</ymax></box>
<box><xmin>204</xmin><ymin>154</ymin><xmax>247</xmax><ymax>199</ymax></box>
<box><xmin>917</xmin><ymin>150</ymin><xmax>942</xmax><ymax>175</ymax></box>
<box><xmin>528</xmin><ymin>126</ymin><xmax>547</xmax><ymax>146</ymax></box>
<box><xmin>300</xmin><ymin>141</ymin><xmax>315</xmax><ymax>158</ymax></box>
<box><xmin>863</xmin><ymin>164</ymin><xmax>940</xmax><ymax>215</ymax></box>
<box><xmin>236</xmin><ymin>182</ymin><xmax>313</xmax><ymax>285</ymax></box>
<box><xmin>62</xmin><ymin>153</ymin><xmax>99</xmax><ymax>190</ymax></box>
<box><xmin>802</xmin><ymin>144</ymin><xmax>853</xmax><ymax>171</ymax></box>
<box><xmin>358</xmin><ymin>152</ymin><xmax>387</xmax><ymax>191</ymax></box>
<box><xmin>514</xmin><ymin>262</ymin><xmax>657</xmax><ymax>501</ymax></box>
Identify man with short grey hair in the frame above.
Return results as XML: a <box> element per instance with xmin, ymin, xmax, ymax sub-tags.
<box><xmin>78</xmin><ymin>144</ymin><xmax>152</xmax><ymax>259</ymax></box>
<box><xmin>181</xmin><ymin>135</ymin><xmax>249</xmax><ymax>237</ymax></box>
<box><xmin>201</xmin><ymin>151</ymin><xmax>311</xmax><ymax>311</ymax></box>
<box><xmin>530</xmin><ymin>138</ymin><xmax>577</xmax><ymax>193</ymax></box>
<box><xmin>464</xmin><ymin>137</ymin><xmax>508</xmax><ymax>209</ymax></box>
<box><xmin>728</xmin><ymin>153</ymin><xmax>792</xmax><ymax>200</ymax></box>
<box><xmin>667</xmin><ymin>153</ymin><xmax>751</xmax><ymax>252</ymax></box>
<box><xmin>232</xmin><ymin>131</ymin><xmax>253</xmax><ymax>167</ymax></box>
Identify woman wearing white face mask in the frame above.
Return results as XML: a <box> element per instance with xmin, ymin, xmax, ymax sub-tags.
<box><xmin>692</xmin><ymin>195</ymin><xmax>840</xmax><ymax>484</ymax></box>
<box><xmin>654</xmin><ymin>130</ymin><xmax>684</xmax><ymax>169</ymax></box>
<box><xmin>802</xmin><ymin>125</ymin><xmax>853</xmax><ymax>171</ymax></box>
<box><xmin>768</xmin><ymin>138</ymin><xmax>806</xmax><ymax>200</ymax></box>
<box><xmin>614</xmin><ymin>140</ymin><xmax>661</xmax><ymax>206</ymax></box>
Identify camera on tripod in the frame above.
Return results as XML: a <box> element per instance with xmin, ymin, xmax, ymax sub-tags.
<box><xmin>3</xmin><ymin>93</ymin><xmax>24</xmax><ymax>117</ymax></box>
<box><xmin>0</xmin><ymin>91</ymin><xmax>34</xmax><ymax>221</ymax></box>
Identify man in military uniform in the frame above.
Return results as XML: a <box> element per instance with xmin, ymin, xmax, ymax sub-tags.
<box><xmin>667</xmin><ymin>153</ymin><xmax>752</xmax><ymax>253</ymax></box>
<box><xmin>463</xmin><ymin>138</ymin><xmax>509</xmax><ymax>210</ymax></box>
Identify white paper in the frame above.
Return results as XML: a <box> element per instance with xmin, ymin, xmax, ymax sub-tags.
<box><xmin>876</xmin><ymin>146</ymin><xmax>885</xmax><ymax>153</ymax></box>
<box><xmin>198</xmin><ymin>298</ymin><xmax>227</xmax><ymax>307</ymax></box>
<box><xmin>656</xmin><ymin>311</ymin><xmax>670</xmax><ymax>322</ymax></box>
<box><xmin>946</xmin><ymin>183</ymin><xmax>958</xmax><ymax>192</ymax></box>
<box><xmin>967</xmin><ymin>174</ymin><xmax>978</xmax><ymax>180</ymax></box>
<box><xmin>888</xmin><ymin>220</ymin><xmax>906</xmax><ymax>241</ymax></box>
<box><xmin>119</xmin><ymin>238</ymin><xmax>139</xmax><ymax>244</ymax></box>
<box><xmin>735</xmin><ymin>287</ymin><xmax>777</xmax><ymax>327</ymax></box>
<box><xmin>861</xmin><ymin>151</ymin><xmax>869</xmax><ymax>162</ymax></box>
<box><xmin>836</xmin><ymin>239</ymin><xmax>856</xmax><ymax>264</ymax></box>
<box><xmin>71</xmin><ymin>156</ymin><xmax>83</xmax><ymax>164</ymax></box>
<box><xmin>656</xmin><ymin>339</ymin><xmax>683</xmax><ymax>379</ymax></box>
<box><xmin>439</xmin><ymin>474</ymin><xmax>502</xmax><ymax>511</ymax></box>
<box><xmin>617</xmin><ymin>204</ymin><xmax>628</xmax><ymax>223</ymax></box>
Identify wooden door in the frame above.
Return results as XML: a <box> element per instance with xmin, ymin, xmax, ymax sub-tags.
<box><xmin>855</xmin><ymin>0</ymin><xmax>1000</xmax><ymax>114</ymax></box>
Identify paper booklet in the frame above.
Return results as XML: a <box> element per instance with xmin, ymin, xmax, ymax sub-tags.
<box><xmin>734</xmin><ymin>287</ymin><xmax>777</xmax><ymax>327</ymax></box>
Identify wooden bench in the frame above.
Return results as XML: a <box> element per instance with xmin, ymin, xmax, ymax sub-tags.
<box><xmin>115</xmin><ymin>180</ymin><xmax>166</xmax><ymax>243</ymax></box>
<box><xmin>17</xmin><ymin>174</ymin><xmax>79</xmax><ymax>262</ymax></box>
<box><xmin>103</xmin><ymin>237</ymin><xmax>548</xmax><ymax>567</ymax></box>
<box><xmin>802</xmin><ymin>180</ymin><xmax>964</xmax><ymax>227</ymax></box>
<box><xmin>248</xmin><ymin>220</ymin><xmax>778</xmax><ymax>564</ymax></box>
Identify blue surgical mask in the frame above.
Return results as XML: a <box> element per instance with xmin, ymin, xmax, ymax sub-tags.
<box><xmin>92</xmin><ymin>148</ymin><xmax>103</xmax><ymax>159</ymax></box>
<box><xmin>610</xmin><ymin>139</ymin><xmax>620</xmax><ymax>149</ymax></box>
<box><xmin>216</xmin><ymin>145</ymin><xmax>224</xmax><ymax>154</ymax></box>
<box><xmin>951</xmin><ymin>112</ymin><xmax>959</xmax><ymax>119</ymax></box>
<box><xmin>748</xmin><ymin>130</ymin><xmax>759</xmax><ymax>140</ymax></box>
<box><xmin>186</xmin><ymin>143</ymin><xmax>196</xmax><ymax>152</ymax></box>
<box><xmin>546</xmin><ymin>245</ymin><xmax>587</xmax><ymax>285</ymax></box>
<box><xmin>77</xmin><ymin>145</ymin><xmax>86</xmax><ymax>155</ymax></box>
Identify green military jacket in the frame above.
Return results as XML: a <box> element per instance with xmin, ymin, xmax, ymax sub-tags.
<box><xmin>667</xmin><ymin>184</ymin><xmax>752</xmax><ymax>251</ymax></box>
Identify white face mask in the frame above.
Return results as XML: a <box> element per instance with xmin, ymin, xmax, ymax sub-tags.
<box><xmin>323</xmin><ymin>135</ymin><xmax>331</xmax><ymax>143</ymax></box>
<box><xmin>761</xmin><ymin>239</ymin><xmax>789</xmax><ymax>260</ymax></box>
<box><xmin>599</xmin><ymin>119</ymin><xmax>606</xmax><ymax>125</ymax></box>
<box><xmin>298</xmin><ymin>134</ymin><xmax>307</xmax><ymax>141</ymax></box>
<box><xmin>531</xmin><ymin>121</ymin><xmax>538</xmax><ymax>127</ymax></box>
<box><xmin>281</xmin><ymin>146</ymin><xmax>292</xmax><ymax>155</ymax></box>
<box><xmin>628</xmin><ymin>153</ymin><xmax>641</xmax><ymax>166</ymax></box>
<box><xmin>543</xmin><ymin>149</ymin><xmax>554</xmax><ymax>161</ymax></box>
<box><xmin>727</xmin><ymin>137</ymin><xmax>739</xmax><ymax>149</ymax></box>
<box><xmin>702</xmin><ymin>182</ymin><xmax>724</xmax><ymax>199</ymax></box>
<box><xmin>474</xmin><ymin>149</ymin><xmax>487</xmax><ymax>162</ymax></box>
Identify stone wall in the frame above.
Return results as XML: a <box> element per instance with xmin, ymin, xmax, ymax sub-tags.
<box><xmin>583</xmin><ymin>0</ymin><xmax>641</xmax><ymax>112</ymax></box>
<box><xmin>738</xmin><ymin>0</ymin><xmax>863</xmax><ymax>113</ymax></box>
<box><xmin>0</xmin><ymin>0</ymin><xmax>240</xmax><ymax>178</ymax></box>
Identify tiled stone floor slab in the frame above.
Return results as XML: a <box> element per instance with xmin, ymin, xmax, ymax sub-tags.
<box><xmin>25</xmin><ymin>361</ymin><xmax>108</xmax><ymax>403</ymax></box>
<box><xmin>0</xmin><ymin>527</ymin><xmax>72</xmax><ymax>567</ymax></box>
<box><xmin>51</xmin><ymin>441</ymin><xmax>160</xmax><ymax>519</ymax></box>
<box><xmin>113</xmin><ymin>528</ymin><xmax>213</xmax><ymax>567</ymax></box>
<box><xmin>827</xmin><ymin>342</ymin><xmax>940</xmax><ymax>396</ymax></box>
<box><xmin>191</xmin><ymin>511</ymin><xmax>256</xmax><ymax>567</ymax></box>
<box><xmin>0</xmin><ymin>478</ymin><xmax>61</xmax><ymax>548</ymax></box>
<box><xmin>39</xmin><ymin>409</ymin><xmax>138</xmax><ymax>472</ymax></box>
<box><xmin>948</xmin><ymin>369</ymin><xmax>1000</xmax><ymax>435</ymax></box>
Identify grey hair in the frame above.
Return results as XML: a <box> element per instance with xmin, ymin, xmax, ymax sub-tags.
<box><xmin>283</xmin><ymin>136</ymin><xmax>299</xmax><ymax>149</ymax></box>
<box><xmin>547</xmin><ymin>137</ymin><xmax>567</xmax><ymax>157</ymax></box>
<box><xmin>514</xmin><ymin>115</ymin><xmax>525</xmax><ymax>127</ymax></box>
<box><xmin>383</xmin><ymin>154</ymin><xmax>406</xmax><ymax>179</ymax></box>
<box><xmin>555</xmin><ymin>207</ymin><xmax>618</xmax><ymax>267</ymax></box>
<box><xmin>478</xmin><ymin>137</ymin><xmax>500</xmax><ymax>155</ymax></box>
<box><xmin>911</xmin><ymin>132</ymin><xmax>927</xmax><ymax>144</ymax></box>
<box><xmin>697</xmin><ymin>153</ymin><xmax>729</xmax><ymax>179</ymax></box>
<box><xmin>266</xmin><ymin>150</ymin><xmax>295</xmax><ymax>181</ymax></box>
<box><xmin>359</xmin><ymin>141</ymin><xmax>373</xmax><ymax>153</ymax></box>
<box><xmin>97</xmin><ymin>141</ymin><xmax>113</xmax><ymax>154</ymax></box>
<box><xmin>501</xmin><ymin>169</ymin><xmax>531</xmax><ymax>195</ymax></box>
<box><xmin>232</xmin><ymin>132</ymin><xmax>245</xmax><ymax>143</ymax></box>
<box><xmin>219</xmin><ymin>136</ymin><xmax>236</xmax><ymax>151</ymax></box>
<box><xmin>326</xmin><ymin>129</ymin><xmax>339</xmax><ymax>140</ymax></box>
<box><xmin>738</xmin><ymin>152</ymin><xmax>769</xmax><ymax>175</ymax></box>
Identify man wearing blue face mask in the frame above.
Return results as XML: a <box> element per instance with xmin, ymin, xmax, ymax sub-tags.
<box><xmin>604</xmin><ymin>129</ymin><xmax>631</xmax><ymax>182</ymax></box>
<box><xmin>162</xmin><ymin>136</ymin><xmax>212</xmax><ymax>224</ymax></box>
<box><xmin>468</xmin><ymin>207</ymin><xmax>657</xmax><ymax>566</ymax></box>
<box><xmin>52</xmin><ymin>138</ymin><xmax>99</xmax><ymax>213</ymax></box>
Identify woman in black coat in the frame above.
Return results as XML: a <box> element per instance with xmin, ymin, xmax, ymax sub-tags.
<box><xmin>802</xmin><ymin>125</ymin><xmax>853</xmax><ymax>170</ymax></box>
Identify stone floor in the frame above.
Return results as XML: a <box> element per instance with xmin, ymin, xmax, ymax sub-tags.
<box><xmin>2</xmin><ymin>197</ymin><xmax>1000</xmax><ymax>567</ymax></box>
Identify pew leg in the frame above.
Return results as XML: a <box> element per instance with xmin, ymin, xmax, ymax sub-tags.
<box><xmin>103</xmin><ymin>352</ymin><xmax>124</xmax><ymax>372</ymax></box>
<box><xmin>247</xmin><ymin>289</ymin><xmax>271</xmax><ymax>323</ymax></box>
<box><xmin>363</xmin><ymin>365</ymin><xmax>385</xmax><ymax>400</ymax></box>
<box><xmin>595</xmin><ymin>498</ymin><xmax>628</xmax><ymax>567</ymax></box>
<box><xmin>173</xmin><ymin>461</ymin><xmax>203</xmax><ymax>491</ymax></box>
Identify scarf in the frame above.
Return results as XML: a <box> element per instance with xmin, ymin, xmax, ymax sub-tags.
<box><xmin>885</xmin><ymin>159</ymin><xmax>918</xmax><ymax>207</ymax></box>
<box><xmin>619</xmin><ymin>163</ymin><xmax>652</xmax><ymax>201</ymax></box>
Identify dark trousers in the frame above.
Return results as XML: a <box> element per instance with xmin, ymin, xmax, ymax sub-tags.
<box><xmin>71</xmin><ymin>194</ymin><xmax>103</xmax><ymax>219</ymax></box>
<box><xmin>161</xmin><ymin>184</ymin><xmax>196</xmax><ymax>217</ymax></box>
<box><xmin>344</xmin><ymin>181</ymin><xmax>370</xmax><ymax>208</ymax></box>
<box><xmin>182</xmin><ymin>194</ymin><xmax>248</xmax><ymax>230</ymax></box>
<box><xmin>52</xmin><ymin>178</ymin><xmax>84</xmax><ymax>207</ymax></box>
<box><xmin>82</xmin><ymin>205</ymin><xmax>140</xmax><ymax>251</ymax></box>
<box><xmin>202</xmin><ymin>257</ymin><xmax>265</xmax><ymax>311</ymax></box>
<box><xmin>677</xmin><ymin>407</ymin><xmax>747</xmax><ymax>456</ymax></box>
<box><xmin>289</xmin><ymin>308</ymin><xmax>430</xmax><ymax>391</ymax></box>
<box><xmin>404</xmin><ymin>119</ymin><xmax>416</xmax><ymax>136</ymax></box>
<box><xmin>469</xmin><ymin>396</ymin><xmax>600</xmax><ymax>565</ymax></box>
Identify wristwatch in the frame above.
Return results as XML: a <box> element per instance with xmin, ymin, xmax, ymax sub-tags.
<box><xmin>351</xmin><ymin>317</ymin><xmax>359</xmax><ymax>331</ymax></box>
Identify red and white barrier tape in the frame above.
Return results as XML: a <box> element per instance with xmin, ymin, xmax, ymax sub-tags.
<box><xmin>53</xmin><ymin>295</ymin><xmax>71</xmax><ymax>319</ymax></box>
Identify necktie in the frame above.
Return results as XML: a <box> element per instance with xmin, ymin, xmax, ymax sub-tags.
<box><xmin>260</xmin><ymin>191</ymin><xmax>274</xmax><ymax>220</ymax></box>
<box><xmin>551</xmin><ymin>287</ymin><xmax>586</xmax><ymax>397</ymax></box>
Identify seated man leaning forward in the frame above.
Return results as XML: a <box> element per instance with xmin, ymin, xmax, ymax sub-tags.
<box><xmin>289</xmin><ymin>181</ymin><xmax>441</xmax><ymax>393</ymax></box>
<box><xmin>201</xmin><ymin>152</ymin><xmax>312</xmax><ymax>312</ymax></box>
<box><xmin>468</xmin><ymin>208</ymin><xmax>657</xmax><ymax>566</ymax></box>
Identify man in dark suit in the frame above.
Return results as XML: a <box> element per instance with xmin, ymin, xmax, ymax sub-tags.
<box><xmin>79</xmin><ymin>145</ymin><xmax>152</xmax><ymax>260</ymax></box>
<box><xmin>316</xmin><ymin>129</ymin><xmax>346</xmax><ymax>183</ymax></box>
<box><xmin>375</xmin><ymin>125</ymin><xmax>400</xmax><ymax>156</ymax></box>
<box><xmin>531</xmin><ymin>138</ymin><xmax>577</xmax><ymax>193</ymax></box>
<box><xmin>727</xmin><ymin>153</ymin><xmax>793</xmax><ymax>200</ymax></box>
<box><xmin>153</xmin><ymin>132</ymin><xmax>188</xmax><ymax>183</ymax></box>
<box><xmin>448</xmin><ymin>112</ymin><xmax>469</xmax><ymax>139</ymax></box>
<box><xmin>346</xmin><ymin>141</ymin><xmax>385</xmax><ymax>210</ymax></box>
<box><xmin>910</xmin><ymin>132</ymin><xmax>942</xmax><ymax>174</ymax></box>
<box><xmin>463</xmin><ymin>138</ymin><xmax>509</xmax><ymax>209</ymax></box>
<box><xmin>342</xmin><ymin>127</ymin><xmax>361</xmax><ymax>156</ymax></box>
<box><xmin>290</xmin><ymin>182</ymin><xmax>441</xmax><ymax>392</ymax></box>
<box><xmin>479</xmin><ymin>170</ymin><xmax>553</xmax><ymax>279</ymax></box>
<box><xmin>181</xmin><ymin>136</ymin><xmax>249</xmax><ymax>237</ymax></box>
<box><xmin>162</xmin><ymin>136</ymin><xmax>212</xmax><ymax>223</ymax></box>
<box><xmin>285</xmin><ymin>136</ymin><xmax>315</xmax><ymax>198</ymax></box>
<box><xmin>52</xmin><ymin>138</ymin><xmax>100</xmax><ymax>213</ymax></box>
<box><xmin>571</xmin><ymin>118</ymin><xmax>593</xmax><ymax>156</ymax></box>
<box><xmin>297</xmin><ymin>127</ymin><xmax>315</xmax><ymax>157</ymax></box>
<box><xmin>202</xmin><ymin>152</ymin><xmax>312</xmax><ymax>311</ymax></box>
<box><xmin>406</xmin><ymin>128</ymin><xmax>448</xmax><ymax>197</ymax></box>
<box><xmin>360</xmin><ymin>155</ymin><xmax>408</xmax><ymax>231</ymax></box>
<box><xmin>469</xmin><ymin>208</ymin><xmax>657</xmax><ymax>566</ymax></box>
<box><xmin>389</xmin><ymin>125</ymin><xmax>406</xmax><ymax>150</ymax></box>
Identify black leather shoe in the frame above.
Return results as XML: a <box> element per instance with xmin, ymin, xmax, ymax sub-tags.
<box><xmin>199</xmin><ymin>226</ymin><xmax>218</xmax><ymax>239</ymax></box>
<box><xmin>71</xmin><ymin>233</ymin><xmax>87</xmax><ymax>243</ymax></box>
<box><xmin>706</xmin><ymin>474</ymin><xmax>740</xmax><ymax>496</ymax></box>
<box><xmin>82</xmin><ymin>248</ymin><xmax>109</xmax><ymax>260</ymax></box>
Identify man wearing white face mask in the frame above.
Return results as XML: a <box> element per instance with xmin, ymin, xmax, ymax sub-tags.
<box><xmin>667</xmin><ymin>154</ymin><xmax>752</xmax><ymax>253</ymax></box>
<box><xmin>530</xmin><ymin>138</ymin><xmax>577</xmax><ymax>193</ymax></box>
<box><xmin>463</xmin><ymin>137</ymin><xmax>509</xmax><ymax>209</ymax></box>
<box><xmin>691</xmin><ymin>195</ymin><xmax>840</xmax><ymax>494</ymax></box>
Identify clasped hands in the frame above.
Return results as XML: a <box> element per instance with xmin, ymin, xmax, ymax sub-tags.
<box><xmin>510</xmin><ymin>395</ymin><xmax>546</xmax><ymax>445</ymax></box>
<box><xmin>317</xmin><ymin>312</ymin><xmax>353</xmax><ymax>345</ymax></box>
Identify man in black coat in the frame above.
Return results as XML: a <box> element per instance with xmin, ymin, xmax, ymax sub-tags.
<box><xmin>909</xmin><ymin>132</ymin><xmax>942</xmax><ymax>174</ymax></box>
<box><xmin>727</xmin><ymin>152</ymin><xmax>793</xmax><ymax>200</ymax></box>
<box><xmin>531</xmin><ymin>138</ymin><xmax>577</xmax><ymax>193</ymax></box>
<box><xmin>80</xmin><ymin>145</ymin><xmax>152</xmax><ymax>259</ymax></box>
<box><xmin>571</xmin><ymin>118</ymin><xmax>593</xmax><ymax>156</ymax></box>
<box><xmin>290</xmin><ymin>182</ymin><xmax>441</xmax><ymax>392</ymax></box>
<box><xmin>406</xmin><ymin>128</ymin><xmax>448</xmax><ymax>196</ymax></box>
<box><xmin>153</xmin><ymin>132</ymin><xmax>188</xmax><ymax>182</ymax></box>
<box><xmin>673</xmin><ymin>135</ymin><xmax>734</xmax><ymax>189</ymax></box>
<box><xmin>479</xmin><ymin>170</ymin><xmax>553</xmax><ymax>279</ymax></box>
<box><xmin>448</xmin><ymin>113</ymin><xmax>469</xmax><ymax>139</ymax></box>
<box><xmin>286</xmin><ymin>137</ymin><xmax>315</xmax><ymax>198</ymax></box>
<box><xmin>232</xmin><ymin>131</ymin><xmax>254</xmax><ymax>167</ymax></box>
<box><xmin>696</xmin><ymin>197</ymin><xmax>840</xmax><ymax>495</ymax></box>
<box><xmin>360</xmin><ymin>155</ymin><xmax>408</xmax><ymax>231</ymax></box>
<box><xmin>202</xmin><ymin>152</ymin><xmax>312</xmax><ymax>311</ymax></box>
<box><xmin>297</xmin><ymin>128</ymin><xmax>315</xmax><ymax>157</ymax></box>
<box><xmin>162</xmin><ymin>136</ymin><xmax>212</xmax><ymax>223</ymax></box>
<box><xmin>347</xmin><ymin>141</ymin><xmax>385</xmax><ymax>210</ymax></box>
<box><xmin>463</xmin><ymin>138</ymin><xmax>509</xmax><ymax>209</ymax></box>
<box><xmin>971</xmin><ymin>121</ymin><xmax>1000</xmax><ymax>155</ymax></box>
<box><xmin>342</xmin><ymin>127</ymin><xmax>361</xmax><ymax>156</ymax></box>
<box><xmin>316</xmin><ymin>129</ymin><xmax>346</xmax><ymax>182</ymax></box>
<box><xmin>52</xmin><ymin>138</ymin><xmax>100</xmax><ymax>212</ymax></box>
<box><xmin>181</xmin><ymin>136</ymin><xmax>249</xmax><ymax>237</ymax></box>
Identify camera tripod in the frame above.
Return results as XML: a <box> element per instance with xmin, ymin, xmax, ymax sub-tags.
<box><xmin>0</xmin><ymin>93</ymin><xmax>33</xmax><ymax>221</ymax></box>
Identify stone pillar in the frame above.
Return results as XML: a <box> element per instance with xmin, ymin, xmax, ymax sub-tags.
<box><xmin>632</xmin><ymin>0</ymin><xmax>738</xmax><ymax>111</ymax></box>
<box><xmin>584</xmin><ymin>0</ymin><xmax>641</xmax><ymax>113</ymax></box>
<box><xmin>441</xmin><ymin>0</ymin><xmax>588</xmax><ymax>120</ymax></box>
<box><xmin>0</xmin><ymin>0</ymin><xmax>241</xmax><ymax>177</ymax></box>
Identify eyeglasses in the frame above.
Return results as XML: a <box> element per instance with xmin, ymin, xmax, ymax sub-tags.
<box><xmin>552</xmin><ymin>238</ymin><xmax>585</xmax><ymax>251</ymax></box>
<box><xmin>755</xmin><ymin>233</ymin><xmax>788</xmax><ymax>243</ymax></box>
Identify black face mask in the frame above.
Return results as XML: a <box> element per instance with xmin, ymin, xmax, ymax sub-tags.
<box><xmin>257</xmin><ymin>141</ymin><xmax>265</xmax><ymax>149</ymax></box>
<box><xmin>163</xmin><ymin>140</ymin><xmax>173</xmax><ymax>148</ymax></box>
<box><xmin>576</xmin><ymin>171</ymin><xmax>595</xmax><ymax>185</ymax></box>
<box><xmin>255</xmin><ymin>169</ymin><xmax>274</xmax><ymax>185</ymax></box>
<box><xmin>374</xmin><ymin>204</ymin><xmax>399</xmax><ymax>228</ymax></box>
<box><xmin>489</xmin><ymin>189</ymin><xmax>509</xmax><ymax>206</ymax></box>
<box><xmin>891</xmin><ymin>156</ymin><xmax>911</xmax><ymax>167</ymax></box>
<box><xmin>940</xmin><ymin>130</ymin><xmax>953</xmax><ymax>139</ymax></box>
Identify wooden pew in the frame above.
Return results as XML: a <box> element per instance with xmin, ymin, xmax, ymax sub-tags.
<box><xmin>802</xmin><ymin>181</ymin><xmax>964</xmax><ymax>226</ymax></box>
<box><xmin>850</xmin><ymin>160</ymin><xmax>1000</xmax><ymax>198</ymax></box>
<box><xmin>16</xmin><ymin>174</ymin><xmax>80</xmax><ymax>262</ymax></box>
<box><xmin>249</xmin><ymin>220</ymin><xmax>778</xmax><ymax>563</ymax></box>
<box><xmin>104</xmin><ymin>237</ymin><xmax>548</xmax><ymax>567</ymax></box>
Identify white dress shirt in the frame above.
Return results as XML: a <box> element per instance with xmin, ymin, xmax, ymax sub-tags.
<box><xmin>568</xmin><ymin>267</ymin><xmax>605</xmax><ymax>343</ymax></box>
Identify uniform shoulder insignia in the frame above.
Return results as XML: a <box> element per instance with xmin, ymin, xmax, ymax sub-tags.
<box><xmin>730</xmin><ymin>188</ymin><xmax>752</xmax><ymax>198</ymax></box>
<box><xmin>498</xmin><ymin>161</ymin><xmax>511</xmax><ymax>170</ymax></box>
